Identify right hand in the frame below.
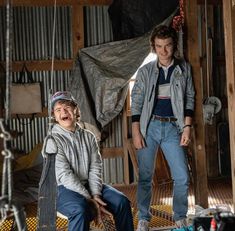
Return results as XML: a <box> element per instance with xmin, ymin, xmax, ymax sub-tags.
<box><xmin>132</xmin><ymin>122</ymin><xmax>145</xmax><ymax>149</ymax></box>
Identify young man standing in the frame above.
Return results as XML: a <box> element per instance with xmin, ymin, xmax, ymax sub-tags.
<box><xmin>131</xmin><ymin>25</ymin><xmax>195</xmax><ymax>231</ymax></box>
<box><xmin>45</xmin><ymin>91</ymin><xmax>134</xmax><ymax>231</ymax></box>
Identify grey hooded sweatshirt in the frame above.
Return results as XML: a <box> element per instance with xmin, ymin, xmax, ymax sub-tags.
<box><xmin>45</xmin><ymin>123</ymin><xmax>103</xmax><ymax>199</ymax></box>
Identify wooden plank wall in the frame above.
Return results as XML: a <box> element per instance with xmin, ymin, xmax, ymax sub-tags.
<box><xmin>222</xmin><ymin>0</ymin><xmax>235</xmax><ymax>210</ymax></box>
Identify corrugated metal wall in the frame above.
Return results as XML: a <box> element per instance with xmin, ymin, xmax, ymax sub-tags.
<box><xmin>0</xmin><ymin>5</ymin><xmax>72</xmax><ymax>153</ymax></box>
<box><xmin>0</xmin><ymin>6</ymin><xmax>72</xmax><ymax>61</ymax></box>
<box><xmin>0</xmin><ymin>5</ymin><xmax>125</xmax><ymax>184</ymax></box>
<box><xmin>84</xmin><ymin>6</ymin><xmax>124</xmax><ymax>184</ymax></box>
<box><xmin>84</xmin><ymin>6</ymin><xmax>113</xmax><ymax>47</ymax></box>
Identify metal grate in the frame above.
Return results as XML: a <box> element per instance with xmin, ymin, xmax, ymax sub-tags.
<box><xmin>0</xmin><ymin>203</ymin><xmax>68</xmax><ymax>231</ymax></box>
<box><xmin>0</xmin><ymin>178</ymin><xmax>232</xmax><ymax>230</ymax></box>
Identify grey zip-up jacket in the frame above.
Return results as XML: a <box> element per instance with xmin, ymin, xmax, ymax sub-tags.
<box><xmin>45</xmin><ymin>123</ymin><xmax>103</xmax><ymax>199</ymax></box>
<box><xmin>131</xmin><ymin>58</ymin><xmax>195</xmax><ymax>137</ymax></box>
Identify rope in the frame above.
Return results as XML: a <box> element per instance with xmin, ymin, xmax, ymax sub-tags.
<box><xmin>1</xmin><ymin>0</ymin><xmax>13</xmax><ymax>208</ymax></box>
<box><xmin>4</xmin><ymin>0</ymin><xmax>13</xmax><ymax>121</ymax></box>
<box><xmin>48</xmin><ymin>0</ymin><xmax>57</xmax><ymax>135</ymax></box>
<box><xmin>0</xmin><ymin>1</ymin><xmax>27</xmax><ymax>230</ymax></box>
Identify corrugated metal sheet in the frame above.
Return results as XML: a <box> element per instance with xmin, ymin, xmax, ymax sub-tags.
<box><xmin>10</xmin><ymin>117</ymin><xmax>48</xmax><ymax>154</ymax></box>
<box><xmin>0</xmin><ymin>5</ymin><xmax>72</xmax><ymax>155</ymax></box>
<box><xmin>84</xmin><ymin>5</ymin><xmax>113</xmax><ymax>47</ymax></box>
<box><xmin>0</xmin><ymin>6</ymin><xmax>72</xmax><ymax>61</ymax></box>
<box><xmin>102</xmin><ymin>114</ymin><xmax>124</xmax><ymax>184</ymax></box>
<box><xmin>9</xmin><ymin>70</ymin><xmax>70</xmax><ymax>153</ymax></box>
<box><xmin>84</xmin><ymin>6</ymin><xmax>124</xmax><ymax>183</ymax></box>
<box><xmin>1</xmin><ymin>4</ymin><xmax>125</xmax><ymax>184</ymax></box>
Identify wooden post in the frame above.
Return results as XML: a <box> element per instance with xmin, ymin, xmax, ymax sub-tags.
<box><xmin>72</xmin><ymin>4</ymin><xmax>84</xmax><ymax>60</ymax></box>
<box><xmin>184</xmin><ymin>0</ymin><xmax>208</xmax><ymax>208</ymax></box>
<box><xmin>222</xmin><ymin>0</ymin><xmax>235</xmax><ymax>210</ymax></box>
<box><xmin>122</xmin><ymin>92</ymin><xmax>130</xmax><ymax>184</ymax></box>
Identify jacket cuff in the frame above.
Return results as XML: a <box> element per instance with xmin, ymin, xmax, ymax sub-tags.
<box><xmin>185</xmin><ymin>109</ymin><xmax>194</xmax><ymax>117</ymax></box>
<box><xmin>132</xmin><ymin>115</ymin><xmax>141</xmax><ymax>122</ymax></box>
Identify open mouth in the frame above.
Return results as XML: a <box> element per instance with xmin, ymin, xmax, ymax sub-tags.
<box><xmin>61</xmin><ymin>116</ymin><xmax>70</xmax><ymax>121</ymax></box>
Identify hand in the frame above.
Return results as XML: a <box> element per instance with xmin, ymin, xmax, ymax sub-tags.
<box><xmin>132</xmin><ymin>122</ymin><xmax>145</xmax><ymax>149</ymax></box>
<box><xmin>180</xmin><ymin>126</ymin><xmax>191</xmax><ymax>146</ymax></box>
<box><xmin>91</xmin><ymin>195</ymin><xmax>113</xmax><ymax>224</ymax></box>
<box><xmin>133</xmin><ymin>133</ymin><xmax>146</xmax><ymax>149</ymax></box>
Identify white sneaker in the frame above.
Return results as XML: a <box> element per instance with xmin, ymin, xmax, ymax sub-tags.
<box><xmin>136</xmin><ymin>219</ymin><xmax>149</xmax><ymax>231</ymax></box>
<box><xmin>175</xmin><ymin>218</ymin><xmax>188</xmax><ymax>228</ymax></box>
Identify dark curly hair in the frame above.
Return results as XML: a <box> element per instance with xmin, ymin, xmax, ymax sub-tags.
<box><xmin>150</xmin><ymin>25</ymin><xmax>178</xmax><ymax>54</ymax></box>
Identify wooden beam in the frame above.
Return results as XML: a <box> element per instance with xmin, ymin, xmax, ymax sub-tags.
<box><xmin>78</xmin><ymin>0</ymin><xmax>112</xmax><ymax>5</ymax></box>
<box><xmin>222</xmin><ymin>0</ymin><xmax>235</xmax><ymax>210</ymax></box>
<box><xmin>0</xmin><ymin>0</ymin><xmax>112</xmax><ymax>6</ymax></box>
<box><xmin>100</xmin><ymin>147</ymin><xmax>123</xmax><ymax>159</ymax></box>
<box><xmin>197</xmin><ymin>0</ymin><xmax>222</xmax><ymax>5</ymax></box>
<box><xmin>0</xmin><ymin>60</ymin><xmax>74</xmax><ymax>72</ymax></box>
<box><xmin>2</xmin><ymin>107</ymin><xmax>49</xmax><ymax>118</ymax></box>
<box><xmin>184</xmin><ymin>0</ymin><xmax>208</xmax><ymax>208</ymax></box>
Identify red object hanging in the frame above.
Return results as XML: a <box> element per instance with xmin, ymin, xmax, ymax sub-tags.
<box><xmin>172</xmin><ymin>0</ymin><xmax>184</xmax><ymax>31</ymax></box>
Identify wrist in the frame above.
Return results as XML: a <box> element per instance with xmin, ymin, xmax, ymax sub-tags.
<box><xmin>93</xmin><ymin>194</ymin><xmax>100</xmax><ymax>199</ymax></box>
<box><xmin>183</xmin><ymin>124</ymin><xmax>192</xmax><ymax>129</ymax></box>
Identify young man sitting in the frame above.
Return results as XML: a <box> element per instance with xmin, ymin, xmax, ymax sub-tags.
<box><xmin>44</xmin><ymin>91</ymin><xmax>134</xmax><ymax>231</ymax></box>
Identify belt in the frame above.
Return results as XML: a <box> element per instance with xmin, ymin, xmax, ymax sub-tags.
<box><xmin>151</xmin><ymin>115</ymin><xmax>177</xmax><ymax>122</ymax></box>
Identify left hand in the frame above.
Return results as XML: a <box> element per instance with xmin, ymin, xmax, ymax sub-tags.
<box><xmin>180</xmin><ymin>126</ymin><xmax>191</xmax><ymax>146</ymax></box>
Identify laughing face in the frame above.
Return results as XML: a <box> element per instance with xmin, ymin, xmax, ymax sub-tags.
<box><xmin>53</xmin><ymin>100</ymin><xmax>78</xmax><ymax>132</ymax></box>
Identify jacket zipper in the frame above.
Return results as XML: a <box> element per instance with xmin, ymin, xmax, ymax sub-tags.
<box><xmin>148</xmin><ymin>84</ymin><xmax>154</xmax><ymax>101</ymax></box>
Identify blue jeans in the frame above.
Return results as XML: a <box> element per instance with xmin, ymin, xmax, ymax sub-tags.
<box><xmin>137</xmin><ymin>120</ymin><xmax>189</xmax><ymax>221</ymax></box>
<box><xmin>57</xmin><ymin>184</ymin><xmax>134</xmax><ymax>231</ymax></box>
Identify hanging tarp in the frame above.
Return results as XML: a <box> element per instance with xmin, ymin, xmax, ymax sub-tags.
<box><xmin>69</xmin><ymin>11</ymin><xmax>177</xmax><ymax>129</ymax></box>
<box><xmin>108</xmin><ymin>0</ymin><xmax>179</xmax><ymax>40</ymax></box>
<box><xmin>70</xmin><ymin>34</ymin><xmax>149</xmax><ymax>128</ymax></box>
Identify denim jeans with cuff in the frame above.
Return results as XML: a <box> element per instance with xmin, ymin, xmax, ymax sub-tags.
<box><xmin>137</xmin><ymin>120</ymin><xmax>189</xmax><ymax>222</ymax></box>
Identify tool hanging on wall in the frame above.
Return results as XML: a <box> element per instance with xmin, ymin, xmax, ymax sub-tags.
<box><xmin>0</xmin><ymin>0</ymin><xmax>27</xmax><ymax>230</ymax></box>
<box><xmin>202</xmin><ymin>0</ymin><xmax>221</xmax><ymax>125</ymax></box>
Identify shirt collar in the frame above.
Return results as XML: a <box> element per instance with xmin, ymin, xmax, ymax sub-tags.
<box><xmin>158</xmin><ymin>59</ymin><xmax>174</xmax><ymax>70</ymax></box>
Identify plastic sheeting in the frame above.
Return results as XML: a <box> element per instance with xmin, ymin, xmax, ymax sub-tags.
<box><xmin>69</xmin><ymin>11</ymin><xmax>177</xmax><ymax>129</ymax></box>
<box><xmin>108</xmin><ymin>0</ymin><xmax>179</xmax><ymax>40</ymax></box>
